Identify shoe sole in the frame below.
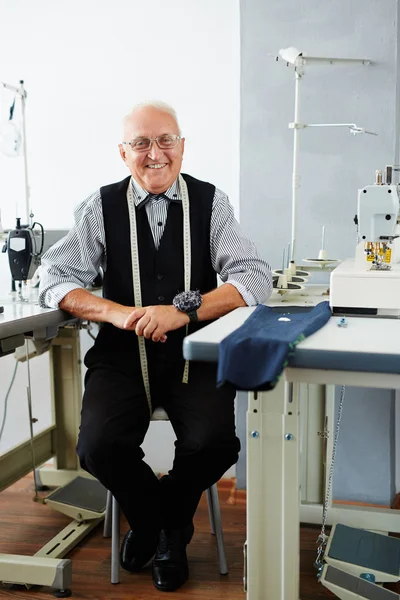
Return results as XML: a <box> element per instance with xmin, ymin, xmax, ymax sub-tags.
<box><xmin>153</xmin><ymin>577</ymin><xmax>188</xmax><ymax>592</ymax></box>
<box><xmin>120</xmin><ymin>552</ymin><xmax>156</xmax><ymax>572</ymax></box>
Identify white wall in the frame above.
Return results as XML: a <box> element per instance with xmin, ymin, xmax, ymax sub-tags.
<box><xmin>0</xmin><ymin>0</ymin><xmax>240</xmax><ymax>478</ymax></box>
<box><xmin>0</xmin><ymin>0</ymin><xmax>240</xmax><ymax>230</ymax></box>
<box><xmin>0</xmin><ymin>351</ymin><xmax>53</xmax><ymax>454</ymax></box>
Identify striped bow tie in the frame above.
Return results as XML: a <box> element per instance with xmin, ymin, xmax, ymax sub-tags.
<box><xmin>137</xmin><ymin>193</ymin><xmax>181</xmax><ymax>210</ymax></box>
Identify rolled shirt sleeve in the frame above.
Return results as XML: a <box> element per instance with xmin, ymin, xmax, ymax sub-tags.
<box><xmin>38</xmin><ymin>191</ymin><xmax>106</xmax><ymax>308</ymax></box>
<box><xmin>210</xmin><ymin>188</ymin><xmax>272</xmax><ymax>305</ymax></box>
<box><xmin>39</xmin><ymin>183</ymin><xmax>272</xmax><ymax>310</ymax></box>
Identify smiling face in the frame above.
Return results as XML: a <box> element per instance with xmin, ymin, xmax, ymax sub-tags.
<box><xmin>119</xmin><ymin>106</ymin><xmax>185</xmax><ymax>193</ymax></box>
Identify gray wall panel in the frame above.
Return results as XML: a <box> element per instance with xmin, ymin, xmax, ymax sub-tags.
<box><xmin>237</xmin><ymin>0</ymin><xmax>399</xmax><ymax>503</ymax></box>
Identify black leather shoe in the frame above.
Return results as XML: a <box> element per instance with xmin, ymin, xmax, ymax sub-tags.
<box><xmin>152</xmin><ymin>524</ymin><xmax>194</xmax><ymax>592</ymax></box>
<box><xmin>120</xmin><ymin>527</ymin><xmax>160</xmax><ymax>572</ymax></box>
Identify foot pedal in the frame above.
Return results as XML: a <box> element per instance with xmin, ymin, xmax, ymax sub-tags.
<box><xmin>320</xmin><ymin>564</ymin><xmax>400</xmax><ymax>599</ymax></box>
<box><xmin>45</xmin><ymin>476</ymin><xmax>107</xmax><ymax>521</ymax></box>
<box><xmin>324</xmin><ymin>524</ymin><xmax>400</xmax><ymax>583</ymax></box>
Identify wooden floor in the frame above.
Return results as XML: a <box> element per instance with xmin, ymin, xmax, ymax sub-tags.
<box><xmin>0</xmin><ymin>475</ymin><xmax>399</xmax><ymax>599</ymax></box>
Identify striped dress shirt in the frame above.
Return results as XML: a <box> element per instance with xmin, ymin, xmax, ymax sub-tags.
<box><xmin>38</xmin><ymin>176</ymin><xmax>272</xmax><ymax>308</ymax></box>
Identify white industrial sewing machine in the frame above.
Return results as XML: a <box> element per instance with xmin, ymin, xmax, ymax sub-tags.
<box><xmin>330</xmin><ymin>165</ymin><xmax>400</xmax><ymax>317</ymax></box>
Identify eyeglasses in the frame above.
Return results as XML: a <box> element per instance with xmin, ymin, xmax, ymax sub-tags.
<box><xmin>122</xmin><ymin>134</ymin><xmax>182</xmax><ymax>152</ymax></box>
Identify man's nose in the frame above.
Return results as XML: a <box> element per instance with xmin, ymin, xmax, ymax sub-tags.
<box><xmin>147</xmin><ymin>140</ymin><xmax>164</xmax><ymax>160</ymax></box>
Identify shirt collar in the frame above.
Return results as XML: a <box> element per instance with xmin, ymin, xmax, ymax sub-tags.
<box><xmin>130</xmin><ymin>177</ymin><xmax>182</xmax><ymax>207</ymax></box>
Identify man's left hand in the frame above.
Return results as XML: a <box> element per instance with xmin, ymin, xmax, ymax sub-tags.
<box><xmin>123</xmin><ymin>305</ymin><xmax>189</xmax><ymax>342</ymax></box>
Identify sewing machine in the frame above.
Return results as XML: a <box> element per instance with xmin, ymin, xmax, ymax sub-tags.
<box><xmin>330</xmin><ymin>166</ymin><xmax>400</xmax><ymax>317</ymax></box>
<box><xmin>2</xmin><ymin>217</ymin><xmax>44</xmax><ymax>281</ymax></box>
<box><xmin>1</xmin><ymin>225</ymin><xmax>68</xmax><ymax>298</ymax></box>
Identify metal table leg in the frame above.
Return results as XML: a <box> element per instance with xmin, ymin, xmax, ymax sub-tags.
<box><xmin>246</xmin><ymin>379</ymin><xmax>300</xmax><ymax>600</ymax></box>
<box><xmin>0</xmin><ymin>327</ymin><xmax>104</xmax><ymax>593</ymax></box>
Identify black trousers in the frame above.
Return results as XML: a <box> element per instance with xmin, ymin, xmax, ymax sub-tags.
<box><xmin>76</xmin><ymin>352</ymin><xmax>240</xmax><ymax>533</ymax></box>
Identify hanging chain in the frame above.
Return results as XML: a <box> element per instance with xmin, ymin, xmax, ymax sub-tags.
<box><xmin>314</xmin><ymin>384</ymin><xmax>346</xmax><ymax>576</ymax></box>
<box><xmin>25</xmin><ymin>341</ymin><xmax>40</xmax><ymax>500</ymax></box>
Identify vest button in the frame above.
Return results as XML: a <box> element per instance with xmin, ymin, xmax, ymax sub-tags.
<box><xmin>158</xmin><ymin>295</ymin><xmax>164</xmax><ymax>302</ymax></box>
<box><xmin>157</xmin><ymin>274</ymin><xmax>163</xmax><ymax>280</ymax></box>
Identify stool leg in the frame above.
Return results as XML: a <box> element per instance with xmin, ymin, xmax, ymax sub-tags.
<box><xmin>103</xmin><ymin>490</ymin><xmax>112</xmax><ymax>538</ymax></box>
<box><xmin>206</xmin><ymin>488</ymin><xmax>216</xmax><ymax>535</ymax></box>
<box><xmin>111</xmin><ymin>496</ymin><xmax>120</xmax><ymax>584</ymax></box>
<box><xmin>209</xmin><ymin>484</ymin><xmax>228</xmax><ymax>575</ymax></box>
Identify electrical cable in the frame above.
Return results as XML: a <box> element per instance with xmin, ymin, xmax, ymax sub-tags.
<box><xmin>9</xmin><ymin>96</ymin><xmax>16</xmax><ymax>120</ymax></box>
<box><xmin>0</xmin><ymin>360</ymin><xmax>19</xmax><ymax>443</ymax></box>
<box><xmin>31</xmin><ymin>221</ymin><xmax>44</xmax><ymax>255</ymax></box>
<box><xmin>87</xmin><ymin>328</ymin><xmax>97</xmax><ymax>341</ymax></box>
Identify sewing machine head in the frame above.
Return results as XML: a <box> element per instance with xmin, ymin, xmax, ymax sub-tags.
<box><xmin>330</xmin><ymin>166</ymin><xmax>400</xmax><ymax>317</ymax></box>
<box><xmin>355</xmin><ymin>166</ymin><xmax>400</xmax><ymax>270</ymax></box>
<box><xmin>2</xmin><ymin>218</ymin><xmax>44</xmax><ymax>282</ymax></box>
<box><xmin>1</xmin><ymin>223</ymin><xmax>69</xmax><ymax>302</ymax></box>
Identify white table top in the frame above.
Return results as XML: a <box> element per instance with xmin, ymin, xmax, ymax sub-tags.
<box><xmin>0</xmin><ymin>291</ymin><xmax>74</xmax><ymax>343</ymax></box>
<box><xmin>183</xmin><ymin>305</ymin><xmax>400</xmax><ymax>375</ymax></box>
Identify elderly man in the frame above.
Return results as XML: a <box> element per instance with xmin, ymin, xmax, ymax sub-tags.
<box><xmin>39</xmin><ymin>101</ymin><xmax>272</xmax><ymax>592</ymax></box>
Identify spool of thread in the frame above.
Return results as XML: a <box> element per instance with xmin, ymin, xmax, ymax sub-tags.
<box><xmin>277</xmin><ymin>274</ymin><xmax>288</xmax><ymax>289</ymax></box>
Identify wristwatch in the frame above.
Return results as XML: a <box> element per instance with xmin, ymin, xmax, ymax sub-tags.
<box><xmin>173</xmin><ymin>290</ymin><xmax>202</xmax><ymax>323</ymax></box>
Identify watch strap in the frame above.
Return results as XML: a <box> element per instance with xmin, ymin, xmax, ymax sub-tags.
<box><xmin>187</xmin><ymin>309</ymin><xmax>198</xmax><ymax>323</ymax></box>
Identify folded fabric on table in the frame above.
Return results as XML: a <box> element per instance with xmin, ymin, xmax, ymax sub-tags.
<box><xmin>217</xmin><ymin>301</ymin><xmax>331</xmax><ymax>391</ymax></box>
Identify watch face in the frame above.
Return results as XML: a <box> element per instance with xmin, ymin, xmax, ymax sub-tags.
<box><xmin>173</xmin><ymin>290</ymin><xmax>202</xmax><ymax>312</ymax></box>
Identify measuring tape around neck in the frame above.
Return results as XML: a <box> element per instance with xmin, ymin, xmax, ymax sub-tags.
<box><xmin>126</xmin><ymin>174</ymin><xmax>191</xmax><ymax>413</ymax></box>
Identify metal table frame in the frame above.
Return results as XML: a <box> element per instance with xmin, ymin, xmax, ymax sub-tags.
<box><xmin>0</xmin><ymin>298</ymin><xmax>102</xmax><ymax>595</ymax></box>
<box><xmin>183</xmin><ymin>307</ymin><xmax>400</xmax><ymax>600</ymax></box>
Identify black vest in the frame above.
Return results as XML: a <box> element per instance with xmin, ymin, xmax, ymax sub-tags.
<box><xmin>93</xmin><ymin>173</ymin><xmax>217</xmax><ymax>363</ymax></box>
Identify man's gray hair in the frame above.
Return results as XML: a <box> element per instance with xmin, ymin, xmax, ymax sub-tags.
<box><xmin>122</xmin><ymin>101</ymin><xmax>182</xmax><ymax>136</ymax></box>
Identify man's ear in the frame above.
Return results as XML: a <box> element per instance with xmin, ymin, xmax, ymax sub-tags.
<box><xmin>118</xmin><ymin>143</ymin><xmax>127</xmax><ymax>163</ymax></box>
